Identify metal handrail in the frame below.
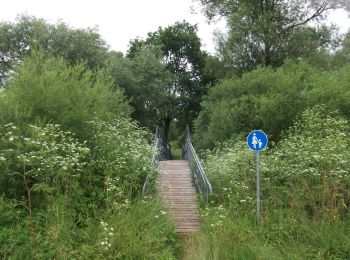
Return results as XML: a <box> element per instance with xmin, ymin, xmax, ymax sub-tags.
<box><xmin>142</xmin><ymin>125</ymin><xmax>171</xmax><ymax>196</ymax></box>
<box><xmin>182</xmin><ymin>125</ymin><xmax>212</xmax><ymax>204</ymax></box>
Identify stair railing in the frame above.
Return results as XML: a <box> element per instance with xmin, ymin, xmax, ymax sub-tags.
<box><xmin>142</xmin><ymin>125</ymin><xmax>171</xmax><ymax>196</ymax></box>
<box><xmin>182</xmin><ymin>125</ymin><xmax>212</xmax><ymax>204</ymax></box>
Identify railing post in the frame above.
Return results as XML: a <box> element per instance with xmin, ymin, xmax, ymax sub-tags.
<box><xmin>185</xmin><ymin>124</ymin><xmax>190</xmax><ymax>140</ymax></box>
<box><xmin>182</xmin><ymin>125</ymin><xmax>211</xmax><ymax>205</ymax></box>
<box><xmin>143</xmin><ymin>125</ymin><xmax>171</xmax><ymax>196</ymax></box>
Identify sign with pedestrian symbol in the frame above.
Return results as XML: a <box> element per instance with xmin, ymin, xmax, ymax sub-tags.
<box><xmin>247</xmin><ymin>130</ymin><xmax>268</xmax><ymax>152</ymax></box>
<box><xmin>247</xmin><ymin>130</ymin><xmax>268</xmax><ymax>224</ymax></box>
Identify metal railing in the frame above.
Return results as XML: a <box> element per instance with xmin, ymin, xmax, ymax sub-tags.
<box><xmin>182</xmin><ymin>125</ymin><xmax>212</xmax><ymax>204</ymax></box>
<box><xmin>142</xmin><ymin>126</ymin><xmax>171</xmax><ymax>196</ymax></box>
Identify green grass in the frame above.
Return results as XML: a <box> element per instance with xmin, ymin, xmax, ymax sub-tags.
<box><xmin>185</xmin><ymin>208</ymin><xmax>350</xmax><ymax>259</ymax></box>
<box><xmin>75</xmin><ymin>198</ymin><xmax>182</xmax><ymax>259</ymax></box>
<box><xmin>0</xmin><ymin>197</ymin><xmax>182</xmax><ymax>259</ymax></box>
<box><xmin>185</xmin><ymin>108</ymin><xmax>350</xmax><ymax>259</ymax></box>
<box><xmin>170</xmin><ymin>140</ymin><xmax>182</xmax><ymax>160</ymax></box>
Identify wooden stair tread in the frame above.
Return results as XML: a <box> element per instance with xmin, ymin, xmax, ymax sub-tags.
<box><xmin>157</xmin><ymin>160</ymin><xmax>200</xmax><ymax>235</ymax></box>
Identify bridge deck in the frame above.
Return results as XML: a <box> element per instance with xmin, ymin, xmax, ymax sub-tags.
<box><xmin>157</xmin><ymin>160</ymin><xmax>200</xmax><ymax>235</ymax></box>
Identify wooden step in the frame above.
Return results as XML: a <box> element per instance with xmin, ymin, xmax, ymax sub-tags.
<box><xmin>157</xmin><ymin>160</ymin><xmax>200</xmax><ymax>236</ymax></box>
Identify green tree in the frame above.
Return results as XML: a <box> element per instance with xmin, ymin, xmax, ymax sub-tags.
<box><xmin>0</xmin><ymin>15</ymin><xmax>108</xmax><ymax>81</ymax></box>
<box><xmin>194</xmin><ymin>60</ymin><xmax>350</xmax><ymax>149</ymax></box>
<box><xmin>107</xmin><ymin>47</ymin><xmax>172</xmax><ymax>130</ymax></box>
<box><xmin>127</xmin><ymin>21</ymin><xmax>208</xmax><ymax>139</ymax></box>
<box><xmin>332</xmin><ymin>31</ymin><xmax>350</xmax><ymax>68</ymax></box>
<box><xmin>0</xmin><ymin>51</ymin><xmax>130</xmax><ymax>139</ymax></box>
<box><xmin>197</xmin><ymin>0</ymin><xmax>344</xmax><ymax>72</ymax></box>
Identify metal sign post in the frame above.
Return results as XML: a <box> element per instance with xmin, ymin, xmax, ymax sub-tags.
<box><xmin>256</xmin><ymin>152</ymin><xmax>260</xmax><ymax>223</ymax></box>
<box><xmin>247</xmin><ymin>130</ymin><xmax>268</xmax><ymax>224</ymax></box>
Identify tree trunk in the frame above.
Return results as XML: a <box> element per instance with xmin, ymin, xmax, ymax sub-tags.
<box><xmin>163</xmin><ymin>116</ymin><xmax>172</xmax><ymax>142</ymax></box>
<box><xmin>264</xmin><ymin>41</ymin><xmax>272</xmax><ymax>67</ymax></box>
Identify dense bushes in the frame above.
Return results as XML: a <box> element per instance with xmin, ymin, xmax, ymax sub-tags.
<box><xmin>0</xmin><ymin>53</ymin><xmax>181</xmax><ymax>258</ymax></box>
<box><xmin>188</xmin><ymin>107</ymin><xmax>350</xmax><ymax>259</ymax></box>
<box><xmin>0</xmin><ymin>51</ymin><xmax>131</xmax><ymax>139</ymax></box>
<box><xmin>194</xmin><ymin>60</ymin><xmax>350</xmax><ymax>149</ymax></box>
<box><xmin>90</xmin><ymin>118</ymin><xmax>156</xmax><ymax>202</ymax></box>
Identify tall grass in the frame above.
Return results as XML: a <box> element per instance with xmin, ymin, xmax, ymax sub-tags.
<box><xmin>188</xmin><ymin>106</ymin><xmax>350</xmax><ymax>259</ymax></box>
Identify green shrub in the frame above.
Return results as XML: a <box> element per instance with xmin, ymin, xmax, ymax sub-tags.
<box><xmin>0</xmin><ymin>123</ymin><xmax>90</xmax><ymax>206</ymax></box>
<box><xmin>190</xmin><ymin>107</ymin><xmax>350</xmax><ymax>259</ymax></box>
<box><xmin>90</xmin><ymin>117</ymin><xmax>156</xmax><ymax>203</ymax></box>
<box><xmin>74</xmin><ymin>199</ymin><xmax>181</xmax><ymax>259</ymax></box>
<box><xmin>194</xmin><ymin>61</ymin><xmax>350</xmax><ymax>150</ymax></box>
<box><xmin>0</xmin><ymin>119</ymin><xmax>180</xmax><ymax>258</ymax></box>
<box><xmin>0</xmin><ymin>51</ymin><xmax>131</xmax><ymax>140</ymax></box>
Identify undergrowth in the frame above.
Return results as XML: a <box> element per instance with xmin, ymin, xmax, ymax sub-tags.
<box><xmin>187</xmin><ymin>106</ymin><xmax>350</xmax><ymax>259</ymax></box>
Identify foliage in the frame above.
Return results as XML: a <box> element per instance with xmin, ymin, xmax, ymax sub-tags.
<box><xmin>186</xmin><ymin>208</ymin><xmax>350</xmax><ymax>259</ymax></box>
<box><xmin>197</xmin><ymin>0</ymin><xmax>342</xmax><ymax>72</ymax></box>
<box><xmin>0</xmin><ymin>30</ymin><xmax>183</xmax><ymax>257</ymax></box>
<box><xmin>194</xmin><ymin>60</ymin><xmax>350</xmax><ymax>149</ymax></box>
<box><xmin>0</xmin><ymin>51</ymin><xmax>130</xmax><ymax>139</ymax></box>
<box><xmin>0</xmin><ymin>123</ymin><xmax>93</xmax><ymax>258</ymax></box>
<box><xmin>0</xmin><ymin>123</ymin><xmax>89</xmax><ymax>201</ymax></box>
<box><xmin>76</xmin><ymin>199</ymin><xmax>181</xmax><ymax>259</ymax></box>
<box><xmin>332</xmin><ymin>31</ymin><xmax>350</xmax><ymax>68</ymax></box>
<box><xmin>90</xmin><ymin>118</ymin><xmax>156</xmax><ymax>202</ymax></box>
<box><xmin>0</xmin><ymin>118</ymin><xmax>180</xmax><ymax>258</ymax></box>
<box><xmin>188</xmin><ymin>107</ymin><xmax>350</xmax><ymax>259</ymax></box>
<box><xmin>0</xmin><ymin>196</ymin><xmax>181</xmax><ymax>259</ymax></box>
<box><xmin>127</xmin><ymin>21</ymin><xmax>208</xmax><ymax>138</ymax></box>
<box><xmin>107</xmin><ymin>47</ymin><xmax>173</xmax><ymax>130</ymax></box>
<box><xmin>0</xmin><ymin>15</ymin><xmax>108</xmax><ymax>80</ymax></box>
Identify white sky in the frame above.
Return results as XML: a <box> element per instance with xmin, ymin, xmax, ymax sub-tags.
<box><xmin>1</xmin><ymin>0</ymin><xmax>349</xmax><ymax>54</ymax></box>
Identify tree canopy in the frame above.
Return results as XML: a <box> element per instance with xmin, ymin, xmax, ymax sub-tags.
<box><xmin>127</xmin><ymin>21</ymin><xmax>208</xmax><ymax>138</ymax></box>
<box><xmin>197</xmin><ymin>0</ymin><xmax>344</xmax><ymax>72</ymax></box>
<box><xmin>0</xmin><ymin>15</ymin><xmax>108</xmax><ymax>80</ymax></box>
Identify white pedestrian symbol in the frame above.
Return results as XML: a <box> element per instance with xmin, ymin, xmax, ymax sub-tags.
<box><xmin>252</xmin><ymin>133</ymin><xmax>259</xmax><ymax>149</ymax></box>
<box><xmin>258</xmin><ymin>139</ymin><xmax>263</xmax><ymax>149</ymax></box>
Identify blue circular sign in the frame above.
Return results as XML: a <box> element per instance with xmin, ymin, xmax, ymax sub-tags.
<box><xmin>247</xmin><ymin>130</ymin><xmax>268</xmax><ymax>152</ymax></box>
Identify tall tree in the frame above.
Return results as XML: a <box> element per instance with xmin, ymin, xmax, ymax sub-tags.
<box><xmin>332</xmin><ymin>31</ymin><xmax>350</xmax><ymax>68</ymax></box>
<box><xmin>197</xmin><ymin>0</ymin><xmax>345</xmax><ymax>72</ymax></box>
<box><xmin>127</xmin><ymin>21</ymin><xmax>207</xmax><ymax>139</ymax></box>
<box><xmin>0</xmin><ymin>15</ymin><xmax>108</xmax><ymax>81</ymax></box>
<box><xmin>107</xmin><ymin>47</ymin><xmax>173</xmax><ymax>129</ymax></box>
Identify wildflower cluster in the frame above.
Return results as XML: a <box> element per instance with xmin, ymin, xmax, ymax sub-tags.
<box><xmin>203</xmin><ymin>106</ymin><xmax>350</xmax><ymax>220</ymax></box>
<box><xmin>99</xmin><ymin>220</ymin><xmax>113</xmax><ymax>250</ymax></box>
<box><xmin>203</xmin><ymin>140</ymin><xmax>256</xmax><ymax>208</ymax></box>
<box><xmin>154</xmin><ymin>210</ymin><xmax>167</xmax><ymax>219</ymax></box>
<box><xmin>90</xmin><ymin>118</ymin><xmax>155</xmax><ymax>203</ymax></box>
<box><xmin>0</xmin><ymin>123</ymin><xmax>90</xmax><ymax>196</ymax></box>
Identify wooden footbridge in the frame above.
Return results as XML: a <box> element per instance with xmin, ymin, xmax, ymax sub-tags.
<box><xmin>143</xmin><ymin>126</ymin><xmax>212</xmax><ymax>235</ymax></box>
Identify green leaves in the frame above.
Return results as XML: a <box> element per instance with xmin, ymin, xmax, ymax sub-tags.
<box><xmin>203</xmin><ymin>106</ymin><xmax>350</xmax><ymax>220</ymax></box>
<box><xmin>90</xmin><ymin>118</ymin><xmax>155</xmax><ymax>203</ymax></box>
<box><xmin>0</xmin><ymin>51</ymin><xmax>130</xmax><ymax>139</ymax></box>
<box><xmin>0</xmin><ymin>123</ymin><xmax>90</xmax><ymax>197</ymax></box>
<box><xmin>194</xmin><ymin>61</ymin><xmax>350</xmax><ymax>149</ymax></box>
<box><xmin>0</xmin><ymin>15</ymin><xmax>108</xmax><ymax>79</ymax></box>
<box><xmin>198</xmin><ymin>0</ymin><xmax>340</xmax><ymax>72</ymax></box>
<box><xmin>126</xmin><ymin>21</ymin><xmax>208</xmax><ymax>137</ymax></box>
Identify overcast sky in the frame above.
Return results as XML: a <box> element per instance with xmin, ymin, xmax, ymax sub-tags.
<box><xmin>1</xmin><ymin>0</ymin><xmax>350</xmax><ymax>54</ymax></box>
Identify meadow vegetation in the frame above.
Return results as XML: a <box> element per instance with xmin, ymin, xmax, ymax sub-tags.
<box><xmin>1</xmin><ymin>5</ymin><xmax>350</xmax><ymax>258</ymax></box>
<box><xmin>187</xmin><ymin>107</ymin><xmax>350</xmax><ymax>259</ymax></box>
<box><xmin>0</xmin><ymin>52</ymin><xmax>181</xmax><ymax>259</ymax></box>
